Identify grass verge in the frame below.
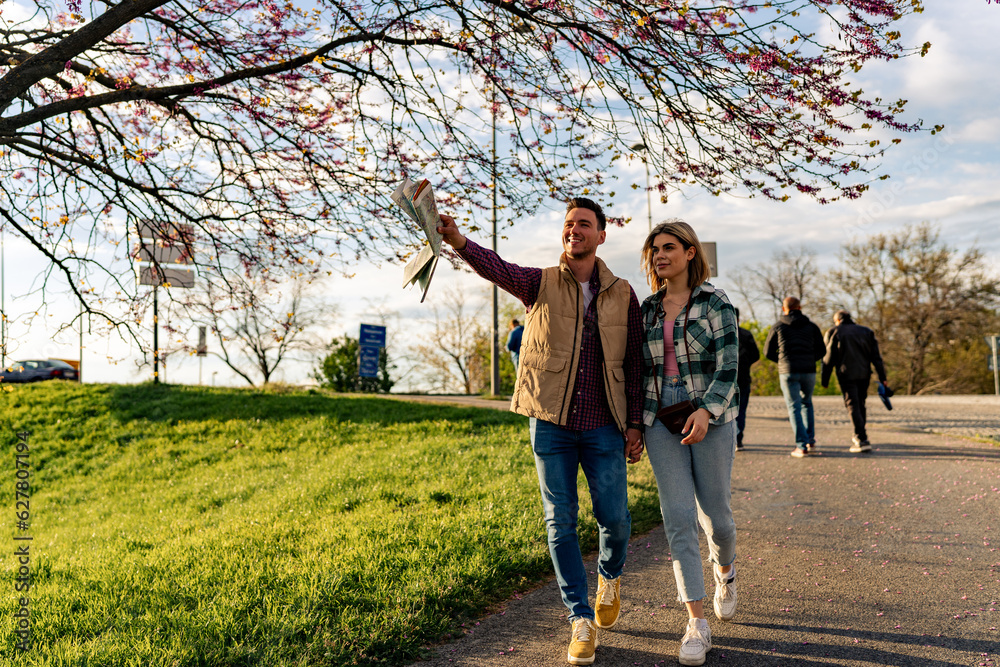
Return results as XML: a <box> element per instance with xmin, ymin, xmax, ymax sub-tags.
<box><xmin>0</xmin><ymin>382</ymin><xmax>663</xmax><ymax>666</ymax></box>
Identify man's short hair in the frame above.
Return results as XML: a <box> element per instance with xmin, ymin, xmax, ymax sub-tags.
<box><xmin>511</xmin><ymin>319</ymin><xmax>520</xmax><ymax>327</ymax></box>
<box><xmin>834</xmin><ymin>309</ymin><xmax>851</xmax><ymax>323</ymax></box>
<box><xmin>783</xmin><ymin>296</ymin><xmax>801</xmax><ymax>311</ymax></box>
<box><xmin>566</xmin><ymin>197</ymin><xmax>607</xmax><ymax>231</ymax></box>
<box><xmin>734</xmin><ymin>307</ymin><xmax>740</xmax><ymax>320</ymax></box>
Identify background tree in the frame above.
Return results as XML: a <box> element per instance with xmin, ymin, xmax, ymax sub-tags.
<box><xmin>413</xmin><ymin>286</ymin><xmax>484</xmax><ymax>394</ymax></box>
<box><xmin>169</xmin><ymin>271</ymin><xmax>334</xmax><ymax>386</ymax></box>
<box><xmin>313</xmin><ymin>336</ymin><xmax>395</xmax><ymax>393</ymax></box>
<box><xmin>828</xmin><ymin>222</ymin><xmax>1000</xmax><ymax>394</ymax></box>
<box><xmin>467</xmin><ymin>290</ymin><xmax>523</xmax><ymax>396</ymax></box>
<box><xmin>730</xmin><ymin>245</ymin><xmax>830</xmax><ymax>324</ymax></box>
<box><xmin>1</xmin><ymin>0</ymin><xmax>935</xmax><ymax>347</ymax></box>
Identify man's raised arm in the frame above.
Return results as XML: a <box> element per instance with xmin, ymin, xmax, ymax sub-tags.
<box><xmin>437</xmin><ymin>214</ymin><xmax>541</xmax><ymax>308</ymax></box>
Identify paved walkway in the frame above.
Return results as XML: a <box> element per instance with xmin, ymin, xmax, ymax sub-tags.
<box><xmin>398</xmin><ymin>395</ymin><xmax>1000</xmax><ymax>667</ymax></box>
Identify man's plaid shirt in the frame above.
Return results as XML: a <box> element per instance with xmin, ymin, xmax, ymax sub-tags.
<box><xmin>641</xmin><ymin>282</ymin><xmax>739</xmax><ymax>428</ymax></box>
<box><xmin>457</xmin><ymin>239</ymin><xmax>644</xmax><ymax>431</ymax></box>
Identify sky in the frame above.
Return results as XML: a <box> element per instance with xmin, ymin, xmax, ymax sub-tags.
<box><xmin>3</xmin><ymin>0</ymin><xmax>999</xmax><ymax>389</ymax></box>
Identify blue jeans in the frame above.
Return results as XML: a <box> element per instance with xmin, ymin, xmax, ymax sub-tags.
<box><xmin>779</xmin><ymin>372</ymin><xmax>816</xmax><ymax>450</ymax></box>
<box><xmin>645</xmin><ymin>377</ymin><xmax>736</xmax><ymax>602</ymax></box>
<box><xmin>530</xmin><ymin>418</ymin><xmax>631</xmax><ymax>621</ymax></box>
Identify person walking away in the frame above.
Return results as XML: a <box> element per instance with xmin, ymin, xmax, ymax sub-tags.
<box><xmin>437</xmin><ymin>198</ymin><xmax>645</xmax><ymax>666</ymax></box>
<box><xmin>639</xmin><ymin>219</ymin><xmax>739</xmax><ymax>666</ymax></box>
<box><xmin>506</xmin><ymin>318</ymin><xmax>524</xmax><ymax>371</ymax></box>
<box><xmin>821</xmin><ymin>310</ymin><xmax>890</xmax><ymax>453</ymax></box>
<box><xmin>734</xmin><ymin>308</ymin><xmax>759</xmax><ymax>451</ymax></box>
<box><xmin>763</xmin><ymin>296</ymin><xmax>826</xmax><ymax>458</ymax></box>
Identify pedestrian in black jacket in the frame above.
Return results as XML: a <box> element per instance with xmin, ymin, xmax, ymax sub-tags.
<box><xmin>763</xmin><ymin>297</ymin><xmax>826</xmax><ymax>458</ymax></box>
<box><xmin>821</xmin><ymin>310</ymin><xmax>889</xmax><ymax>453</ymax></box>
<box><xmin>734</xmin><ymin>308</ymin><xmax>760</xmax><ymax>451</ymax></box>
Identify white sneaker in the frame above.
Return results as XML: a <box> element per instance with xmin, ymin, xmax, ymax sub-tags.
<box><xmin>713</xmin><ymin>565</ymin><xmax>737</xmax><ymax>621</ymax></box>
<box><xmin>849</xmin><ymin>439</ymin><xmax>872</xmax><ymax>453</ymax></box>
<box><xmin>678</xmin><ymin>617</ymin><xmax>711</xmax><ymax>666</ymax></box>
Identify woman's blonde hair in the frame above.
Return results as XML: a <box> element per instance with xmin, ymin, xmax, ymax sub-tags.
<box><xmin>640</xmin><ymin>219</ymin><xmax>710</xmax><ymax>292</ymax></box>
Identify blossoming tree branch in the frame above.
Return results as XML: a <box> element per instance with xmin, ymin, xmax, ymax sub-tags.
<box><xmin>1</xmin><ymin>0</ymin><xmax>943</xmax><ymax>342</ymax></box>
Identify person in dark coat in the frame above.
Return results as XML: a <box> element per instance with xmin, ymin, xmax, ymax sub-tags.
<box><xmin>821</xmin><ymin>310</ymin><xmax>890</xmax><ymax>453</ymax></box>
<box><xmin>763</xmin><ymin>297</ymin><xmax>827</xmax><ymax>458</ymax></box>
<box><xmin>506</xmin><ymin>318</ymin><xmax>524</xmax><ymax>371</ymax></box>
<box><xmin>734</xmin><ymin>308</ymin><xmax>760</xmax><ymax>451</ymax></box>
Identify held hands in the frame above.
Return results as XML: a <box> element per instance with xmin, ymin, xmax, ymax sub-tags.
<box><xmin>625</xmin><ymin>428</ymin><xmax>644</xmax><ymax>464</ymax></box>
<box><xmin>437</xmin><ymin>214</ymin><xmax>467</xmax><ymax>251</ymax></box>
<box><xmin>680</xmin><ymin>408</ymin><xmax>712</xmax><ymax>445</ymax></box>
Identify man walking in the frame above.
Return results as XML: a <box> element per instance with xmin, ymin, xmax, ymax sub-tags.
<box><xmin>734</xmin><ymin>308</ymin><xmax>760</xmax><ymax>451</ymax></box>
<box><xmin>763</xmin><ymin>297</ymin><xmax>826</xmax><ymax>458</ymax></box>
<box><xmin>506</xmin><ymin>318</ymin><xmax>524</xmax><ymax>371</ymax></box>
<box><xmin>821</xmin><ymin>310</ymin><xmax>889</xmax><ymax>453</ymax></box>
<box><xmin>438</xmin><ymin>198</ymin><xmax>645</xmax><ymax>666</ymax></box>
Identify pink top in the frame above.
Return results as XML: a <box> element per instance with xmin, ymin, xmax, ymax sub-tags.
<box><xmin>663</xmin><ymin>318</ymin><xmax>680</xmax><ymax>376</ymax></box>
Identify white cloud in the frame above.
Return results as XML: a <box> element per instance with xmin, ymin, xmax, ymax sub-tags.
<box><xmin>955</xmin><ymin>117</ymin><xmax>1000</xmax><ymax>143</ymax></box>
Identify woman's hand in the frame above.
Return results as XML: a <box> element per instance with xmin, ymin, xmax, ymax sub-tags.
<box><xmin>680</xmin><ymin>408</ymin><xmax>712</xmax><ymax>445</ymax></box>
<box><xmin>625</xmin><ymin>428</ymin><xmax>644</xmax><ymax>464</ymax></box>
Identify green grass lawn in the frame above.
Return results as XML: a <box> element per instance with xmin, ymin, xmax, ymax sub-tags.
<box><xmin>0</xmin><ymin>382</ymin><xmax>664</xmax><ymax>666</ymax></box>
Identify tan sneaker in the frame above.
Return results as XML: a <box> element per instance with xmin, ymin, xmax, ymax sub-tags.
<box><xmin>594</xmin><ymin>574</ymin><xmax>621</xmax><ymax>629</ymax></box>
<box><xmin>567</xmin><ymin>617</ymin><xmax>598</xmax><ymax>665</ymax></box>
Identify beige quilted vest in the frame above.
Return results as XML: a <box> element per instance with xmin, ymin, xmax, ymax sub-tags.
<box><xmin>510</xmin><ymin>255</ymin><xmax>631</xmax><ymax>431</ymax></box>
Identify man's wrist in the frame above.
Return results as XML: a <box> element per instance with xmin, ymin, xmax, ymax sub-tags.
<box><xmin>627</xmin><ymin>422</ymin><xmax>645</xmax><ymax>433</ymax></box>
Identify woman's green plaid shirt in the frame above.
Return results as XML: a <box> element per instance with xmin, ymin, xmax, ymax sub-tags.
<box><xmin>640</xmin><ymin>282</ymin><xmax>740</xmax><ymax>429</ymax></box>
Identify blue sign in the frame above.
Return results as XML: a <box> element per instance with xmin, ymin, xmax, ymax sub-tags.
<box><xmin>358</xmin><ymin>345</ymin><xmax>381</xmax><ymax>378</ymax></box>
<box><xmin>359</xmin><ymin>323</ymin><xmax>387</xmax><ymax>348</ymax></box>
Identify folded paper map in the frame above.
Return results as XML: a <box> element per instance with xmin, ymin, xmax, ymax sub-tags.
<box><xmin>392</xmin><ymin>176</ymin><xmax>442</xmax><ymax>302</ymax></box>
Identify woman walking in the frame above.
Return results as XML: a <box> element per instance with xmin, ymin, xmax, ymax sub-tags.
<box><xmin>639</xmin><ymin>220</ymin><xmax>740</xmax><ymax>666</ymax></box>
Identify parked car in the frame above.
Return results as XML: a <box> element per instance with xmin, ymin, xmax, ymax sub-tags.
<box><xmin>0</xmin><ymin>359</ymin><xmax>80</xmax><ymax>383</ymax></box>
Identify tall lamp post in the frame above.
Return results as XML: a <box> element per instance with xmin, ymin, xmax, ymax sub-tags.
<box><xmin>630</xmin><ymin>142</ymin><xmax>653</xmax><ymax>232</ymax></box>
<box><xmin>1</xmin><ymin>225</ymin><xmax>5</xmax><ymax>369</ymax></box>
<box><xmin>488</xmin><ymin>18</ymin><xmax>501</xmax><ymax>397</ymax></box>
<box><xmin>488</xmin><ymin>19</ymin><xmax>534</xmax><ymax>397</ymax></box>
<box><xmin>490</xmin><ymin>70</ymin><xmax>501</xmax><ymax>397</ymax></box>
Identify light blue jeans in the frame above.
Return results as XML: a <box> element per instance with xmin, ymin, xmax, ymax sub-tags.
<box><xmin>529</xmin><ymin>418</ymin><xmax>631</xmax><ymax>621</ymax></box>
<box><xmin>779</xmin><ymin>372</ymin><xmax>816</xmax><ymax>450</ymax></box>
<box><xmin>645</xmin><ymin>376</ymin><xmax>736</xmax><ymax>602</ymax></box>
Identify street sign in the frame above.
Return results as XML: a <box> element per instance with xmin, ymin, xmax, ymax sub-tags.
<box><xmin>138</xmin><ymin>266</ymin><xmax>196</xmax><ymax>288</ymax></box>
<box><xmin>359</xmin><ymin>323</ymin><xmax>387</xmax><ymax>348</ymax></box>
<box><xmin>135</xmin><ymin>220</ymin><xmax>196</xmax><ymax>289</ymax></box>
<box><xmin>197</xmin><ymin>326</ymin><xmax>208</xmax><ymax>357</ymax></box>
<box><xmin>988</xmin><ymin>334</ymin><xmax>1000</xmax><ymax>396</ymax></box>
<box><xmin>358</xmin><ymin>345</ymin><xmax>380</xmax><ymax>378</ymax></box>
<box><xmin>136</xmin><ymin>242</ymin><xmax>193</xmax><ymax>265</ymax></box>
<box><xmin>703</xmin><ymin>242</ymin><xmax>718</xmax><ymax>277</ymax></box>
<box><xmin>137</xmin><ymin>221</ymin><xmax>195</xmax><ymax>244</ymax></box>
